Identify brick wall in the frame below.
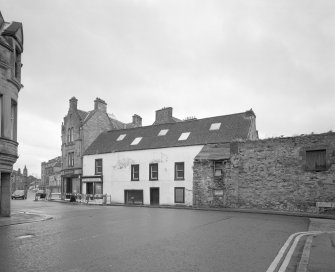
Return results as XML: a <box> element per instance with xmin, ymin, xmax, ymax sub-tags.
<box><xmin>193</xmin><ymin>133</ymin><xmax>335</xmax><ymax>213</ymax></box>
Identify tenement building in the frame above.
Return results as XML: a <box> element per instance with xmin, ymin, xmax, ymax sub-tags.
<box><xmin>61</xmin><ymin>97</ymin><xmax>142</xmax><ymax>198</ymax></box>
<box><xmin>41</xmin><ymin>156</ymin><xmax>62</xmax><ymax>193</ymax></box>
<box><xmin>82</xmin><ymin>108</ymin><xmax>258</xmax><ymax>205</ymax></box>
<box><xmin>0</xmin><ymin>12</ymin><xmax>23</xmax><ymax>216</ymax></box>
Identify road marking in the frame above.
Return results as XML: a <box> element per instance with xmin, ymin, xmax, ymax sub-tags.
<box><xmin>16</xmin><ymin>234</ymin><xmax>34</xmax><ymax>239</ymax></box>
<box><xmin>266</xmin><ymin>231</ymin><xmax>322</xmax><ymax>272</ymax></box>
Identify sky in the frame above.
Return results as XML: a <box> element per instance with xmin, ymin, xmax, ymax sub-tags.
<box><xmin>1</xmin><ymin>0</ymin><xmax>334</xmax><ymax>177</ymax></box>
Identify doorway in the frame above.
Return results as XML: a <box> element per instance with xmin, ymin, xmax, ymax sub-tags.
<box><xmin>150</xmin><ymin>187</ymin><xmax>159</xmax><ymax>205</ymax></box>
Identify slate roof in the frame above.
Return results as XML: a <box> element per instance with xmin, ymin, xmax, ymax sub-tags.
<box><xmin>84</xmin><ymin>110</ymin><xmax>256</xmax><ymax>155</ymax></box>
<box><xmin>77</xmin><ymin>109</ymin><xmax>89</xmax><ymax>120</ymax></box>
<box><xmin>2</xmin><ymin>22</ymin><xmax>22</xmax><ymax>36</ymax></box>
<box><xmin>194</xmin><ymin>143</ymin><xmax>231</xmax><ymax>160</ymax></box>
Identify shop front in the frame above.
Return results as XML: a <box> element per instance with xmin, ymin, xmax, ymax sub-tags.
<box><xmin>61</xmin><ymin>168</ymin><xmax>82</xmax><ymax>199</ymax></box>
<box><xmin>81</xmin><ymin>176</ymin><xmax>103</xmax><ymax>196</ymax></box>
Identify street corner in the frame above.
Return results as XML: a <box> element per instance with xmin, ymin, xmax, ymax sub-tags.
<box><xmin>0</xmin><ymin>211</ymin><xmax>53</xmax><ymax>227</ymax></box>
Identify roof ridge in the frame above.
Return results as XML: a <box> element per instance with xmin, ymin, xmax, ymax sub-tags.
<box><xmin>103</xmin><ymin>110</ymin><xmax>251</xmax><ymax>133</ymax></box>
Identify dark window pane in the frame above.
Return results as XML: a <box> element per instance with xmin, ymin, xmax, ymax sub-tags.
<box><xmin>306</xmin><ymin>150</ymin><xmax>326</xmax><ymax>171</ymax></box>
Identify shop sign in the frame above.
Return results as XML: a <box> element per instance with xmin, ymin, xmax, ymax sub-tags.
<box><xmin>81</xmin><ymin>176</ymin><xmax>102</xmax><ymax>183</ymax></box>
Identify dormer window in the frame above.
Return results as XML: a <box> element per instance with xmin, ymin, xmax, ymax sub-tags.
<box><xmin>158</xmin><ymin>129</ymin><xmax>169</xmax><ymax>136</ymax></box>
<box><xmin>210</xmin><ymin>123</ymin><xmax>221</xmax><ymax>130</ymax></box>
<box><xmin>131</xmin><ymin>137</ymin><xmax>142</xmax><ymax>145</ymax></box>
<box><xmin>178</xmin><ymin>132</ymin><xmax>190</xmax><ymax>141</ymax></box>
<box><xmin>117</xmin><ymin>134</ymin><xmax>126</xmax><ymax>141</ymax></box>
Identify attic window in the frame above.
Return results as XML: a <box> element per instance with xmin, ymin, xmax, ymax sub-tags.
<box><xmin>178</xmin><ymin>132</ymin><xmax>190</xmax><ymax>141</ymax></box>
<box><xmin>117</xmin><ymin>134</ymin><xmax>126</xmax><ymax>141</ymax></box>
<box><xmin>158</xmin><ymin>129</ymin><xmax>169</xmax><ymax>136</ymax></box>
<box><xmin>131</xmin><ymin>137</ymin><xmax>142</xmax><ymax>145</ymax></box>
<box><xmin>210</xmin><ymin>123</ymin><xmax>221</xmax><ymax>130</ymax></box>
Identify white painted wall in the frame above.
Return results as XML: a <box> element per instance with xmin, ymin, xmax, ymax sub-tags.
<box><xmin>83</xmin><ymin>145</ymin><xmax>204</xmax><ymax>205</ymax></box>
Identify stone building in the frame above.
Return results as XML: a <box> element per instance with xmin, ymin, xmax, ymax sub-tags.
<box><xmin>61</xmin><ymin>97</ymin><xmax>141</xmax><ymax>198</ymax></box>
<box><xmin>82</xmin><ymin>108</ymin><xmax>257</xmax><ymax>205</ymax></box>
<box><xmin>11</xmin><ymin>166</ymin><xmax>27</xmax><ymax>192</ymax></box>
<box><xmin>41</xmin><ymin>156</ymin><xmax>62</xmax><ymax>193</ymax></box>
<box><xmin>193</xmin><ymin>132</ymin><xmax>335</xmax><ymax>213</ymax></box>
<box><xmin>0</xmin><ymin>12</ymin><xmax>23</xmax><ymax>216</ymax></box>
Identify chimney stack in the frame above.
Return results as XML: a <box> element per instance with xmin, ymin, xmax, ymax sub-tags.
<box><xmin>132</xmin><ymin>114</ymin><xmax>142</xmax><ymax>127</ymax></box>
<box><xmin>94</xmin><ymin>97</ymin><xmax>107</xmax><ymax>112</ymax></box>
<box><xmin>155</xmin><ymin>107</ymin><xmax>173</xmax><ymax>124</ymax></box>
<box><xmin>69</xmin><ymin>97</ymin><xmax>78</xmax><ymax>112</ymax></box>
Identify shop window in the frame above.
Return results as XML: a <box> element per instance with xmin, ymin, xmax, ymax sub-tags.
<box><xmin>175</xmin><ymin>187</ymin><xmax>185</xmax><ymax>203</ymax></box>
<box><xmin>95</xmin><ymin>182</ymin><xmax>103</xmax><ymax>194</ymax></box>
<box><xmin>306</xmin><ymin>150</ymin><xmax>326</xmax><ymax>171</ymax></box>
<box><xmin>131</xmin><ymin>164</ymin><xmax>139</xmax><ymax>181</ymax></box>
<box><xmin>68</xmin><ymin>152</ymin><xmax>74</xmax><ymax>167</ymax></box>
<box><xmin>95</xmin><ymin>159</ymin><xmax>103</xmax><ymax>175</ymax></box>
<box><xmin>175</xmin><ymin>162</ymin><xmax>185</xmax><ymax>180</ymax></box>
<box><xmin>149</xmin><ymin>163</ymin><xmax>158</xmax><ymax>180</ymax></box>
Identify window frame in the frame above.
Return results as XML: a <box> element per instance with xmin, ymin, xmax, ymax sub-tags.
<box><xmin>131</xmin><ymin>164</ymin><xmax>140</xmax><ymax>181</ymax></box>
<box><xmin>95</xmin><ymin>159</ymin><xmax>103</xmax><ymax>175</ymax></box>
<box><xmin>214</xmin><ymin>160</ymin><xmax>224</xmax><ymax>177</ymax></box>
<box><xmin>149</xmin><ymin>163</ymin><xmax>158</xmax><ymax>181</ymax></box>
<box><xmin>10</xmin><ymin>99</ymin><xmax>17</xmax><ymax>141</ymax></box>
<box><xmin>174</xmin><ymin>187</ymin><xmax>185</xmax><ymax>204</ymax></box>
<box><xmin>305</xmin><ymin>149</ymin><xmax>327</xmax><ymax>172</ymax></box>
<box><xmin>68</xmin><ymin>152</ymin><xmax>74</xmax><ymax>167</ymax></box>
<box><xmin>174</xmin><ymin>162</ymin><xmax>185</xmax><ymax>180</ymax></box>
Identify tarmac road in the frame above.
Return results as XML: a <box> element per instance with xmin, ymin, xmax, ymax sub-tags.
<box><xmin>1</xmin><ymin>197</ymin><xmax>309</xmax><ymax>272</ymax></box>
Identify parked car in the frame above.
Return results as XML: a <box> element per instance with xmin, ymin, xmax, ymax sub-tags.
<box><xmin>35</xmin><ymin>190</ymin><xmax>46</xmax><ymax>199</ymax></box>
<box><xmin>11</xmin><ymin>190</ymin><xmax>27</xmax><ymax>200</ymax></box>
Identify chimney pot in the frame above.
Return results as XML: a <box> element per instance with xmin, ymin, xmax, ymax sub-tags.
<box><xmin>132</xmin><ymin>114</ymin><xmax>142</xmax><ymax>127</ymax></box>
<box><xmin>94</xmin><ymin>97</ymin><xmax>107</xmax><ymax>112</ymax></box>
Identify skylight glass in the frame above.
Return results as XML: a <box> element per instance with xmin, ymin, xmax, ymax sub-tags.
<box><xmin>131</xmin><ymin>137</ymin><xmax>143</xmax><ymax>145</ymax></box>
<box><xmin>117</xmin><ymin>134</ymin><xmax>126</xmax><ymax>141</ymax></box>
<box><xmin>178</xmin><ymin>132</ymin><xmax>190</xmax><ymax>141</ymax></box>
<box><xmin>210</xmin><ymin>123</ymin><xmax>221</xmax><ymax>130</ymax></box>
<box><xmin>158</xmin><ymin>129</ymin><xmax>169</xmax><ymax>136</ymax></box>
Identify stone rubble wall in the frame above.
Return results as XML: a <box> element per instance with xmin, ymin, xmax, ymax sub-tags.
<box><xmin>193</xmin><ymin>132</ymin><xmax>335</xmax><ymax>213</ymax></box>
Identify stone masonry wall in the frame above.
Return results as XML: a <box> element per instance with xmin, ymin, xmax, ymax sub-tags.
<box><xmin>193</xmin><ymin>133</ymin><xmax>335</xmax><ymax>213</ymax></box>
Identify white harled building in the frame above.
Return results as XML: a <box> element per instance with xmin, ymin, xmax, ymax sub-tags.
<box><xmin>82</xmin><ymin>107</ymin><xmax>258</xmax><ymax>206</ymax></box>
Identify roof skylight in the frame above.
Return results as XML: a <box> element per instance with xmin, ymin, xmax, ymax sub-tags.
<box><xmin>178</xmin><ymin>132</ymin><xmax>190</xmax><ymax>141</ymax></box>
<box><xmin>131</xmin><ymin>137</ymin><xmax>143</xmax><ymax>145</ymax></box>
<box><xmin>117</xmin><ymin>134</ymin><xmax>126</xmax><ymax>141</ymax></box>
<box><xmin>210</xmin><ymin>123</ymin><xmax>221</xmax><ymax>130</ymax></box>
<box><xmin>158</xmin><ymin>129</ymin><xmax>169</xmax><ymax>136</ymax></box>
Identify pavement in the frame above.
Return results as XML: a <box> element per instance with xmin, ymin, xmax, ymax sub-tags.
<box><xmin>1</xmin><ymin>202</ymin><xmax>334</xmax><ymax>272</ymax></box>
<box><xmin>0</xmin><ymin>210</ymin><xmax>52</xmax><ymax>227</ymax></box>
